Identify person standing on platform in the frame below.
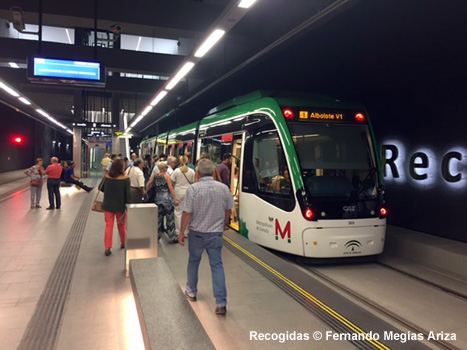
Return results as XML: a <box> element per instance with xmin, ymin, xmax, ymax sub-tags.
<box><xmin>218</xmin><ymin>153</ymin><xmax>232</xmax><ymax>188</ymax></box>
<box><xmin>24</xmin><ymin>158</ymin><xmax>45</xmax><ymax>209</ymax></box>
<box><xmin>45</xmin><ymin>157</ymin><xmax>62</xmax><ymax>210</ymax></box>
<box><xmin>105</xmin><ymin>154</ymin><xmax>118</xmax><ymax>174</ymax></box>
<box><xmin>179</xmin><ymin>159</ymin><xmax>235</xmax><ymax>316</ymax></box>
<box><xmin>146</xmin><ymin>162</ymin><xmax>179</xmax><ymax>243</ymax></box>
<box><xmin>171</xmin><ymin>155</ymin><xmax>195</xmax><ymax>237</ymax></box>
<box><xmin>125</xmin><ymin>158</ymin><xmax>145</xmax><ymax>203</ymax></box>
<box><xmin>151</xmin><ymin>154</ymin><xmax>167</xmax><ymax>177</ymax></box>
<box><xmin>185</xmin><ymin>152</ymin><xmax>196</xmax><ymax>171</ymax></box>
<box><xmin>100</xmin><ymin>159</ymin><xmax>131</xmax><ymax>256</ymax></box>
<box><xmin>166</xmin><ymin>156</ymin><xmax>177</xmax><ymax>175</ymax></box>
<box><xmin>64</xmin><ymin>162</ymin><xmax>94</xmax><ymax>192</ymax></box>
<box><xmin>128</xmin><ymin>153</ymin><xmax>137</xmax><ymax>167</ymax></box>
<box><xmin>101</xmin><ymin>153</ymin><xmax>111</xmax><ymax>175</ymax></box>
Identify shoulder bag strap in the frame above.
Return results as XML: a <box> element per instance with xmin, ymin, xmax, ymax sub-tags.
<box><xmin>181</xmin><ymin>170</ymin><xmax>193</xmax><ymax>185</ymax></box>
<box><xmin>92</xmin><ymin>176</ymin><xmax>106</xmax><ymax>206</ymax></box>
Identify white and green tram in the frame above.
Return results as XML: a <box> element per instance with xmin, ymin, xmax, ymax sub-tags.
<box><xmin>141</xmin><ymin>91</ymin><xmax>387</xmax><ymax>258</ymax></box>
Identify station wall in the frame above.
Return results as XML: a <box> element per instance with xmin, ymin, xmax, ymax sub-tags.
<box><xmin>366</xmin><ymin>79</ymin><xmax>467</xmax><ymax>243</ymax></box>
<box><xmin>0</xmin><ymin>103</ymin><xmax>72</xmax><ymax>173</ymax></box>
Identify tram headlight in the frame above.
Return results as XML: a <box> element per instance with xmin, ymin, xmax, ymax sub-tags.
<box><xmin>282</xmin><ymin>108</ymin><xmax>294</xmax><ymax>119</ymax></box>
<box><xmin>380</xmin><ymin>207</ymin><xmax>388</xmax><ymax>217</ymax></box>
<box><xmin>304</xmin><ymin>208</ymin><xmax>314</xmax><ymax>220</ymax></box>
<box><xmin>355</xmin><ymin>113</ymin><xmax>365</xmax><ymax>122</ymax></box>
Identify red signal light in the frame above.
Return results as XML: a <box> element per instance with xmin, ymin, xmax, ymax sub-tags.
<box><xmin>380</xmin><ymin>207</ymin><xmax>388</xmax><ymax>217</ymax></box>
<box><xmin>355</xmin><ymin>113</ymin><xmax>365</xmax><ymax>122</ymax></box>
<box><xmin>283</xmin><ymin>109</ymin><xmax>294</xmax><ymax>119</ymax></box>
<box><xmin>304</xmin><ymin>208</ymin><xmax>314</xmax><ymax>220</ymax></box>
<box><xmin>13</xmin><ymin>136</ymin><xmax>23</xmax><ymax>144</ymax></box>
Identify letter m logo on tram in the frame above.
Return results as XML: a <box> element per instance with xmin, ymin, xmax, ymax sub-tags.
<box><xmin>275</xmin><ymin>219</ymin><xmax>291</xmax><ymax>243</ymax></box>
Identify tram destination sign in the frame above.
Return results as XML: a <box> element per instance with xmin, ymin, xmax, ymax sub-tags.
<box><xmin>283</xmin><ymin>108</ymin><xmax>366</xmax><ymax>124</ymax></box>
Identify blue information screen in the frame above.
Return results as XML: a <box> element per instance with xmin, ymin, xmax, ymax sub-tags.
<box><xmin>33</xmin><ymin>58</ymin><xmax>101</xmax><ymax>81</ymax></box>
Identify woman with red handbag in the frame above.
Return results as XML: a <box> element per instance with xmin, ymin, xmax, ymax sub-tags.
<box><xmin>24</xmin><ymin>158</ymin><xmax>45</xmax><ymax>209</ymax></box>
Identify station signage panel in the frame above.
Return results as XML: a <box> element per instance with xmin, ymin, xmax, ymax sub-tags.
<box><xmin>28</xmin><ymin>57</ymin><xmax>106</xmax><ymax>87</ymax></box>
<box><xmin>72</xmin><ymin>122</ymin><xmax>116</xmax><ymax>129</ymax></box>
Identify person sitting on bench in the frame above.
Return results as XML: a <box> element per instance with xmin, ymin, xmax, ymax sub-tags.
<box><xmin>64</xmin><ymin>161</ymin><xmax>94</xmax><ymax>192</ymax></box>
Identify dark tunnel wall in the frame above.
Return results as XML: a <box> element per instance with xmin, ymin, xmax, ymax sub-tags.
<box><xmin>0</xmin><ymin>103</ymin><xmax>72</xmax><ymax>172</ymax></box>
<box><xmin>364</xmin><ymin>79</ymin><xmax>467</xmax><ymax>243</ymax></box>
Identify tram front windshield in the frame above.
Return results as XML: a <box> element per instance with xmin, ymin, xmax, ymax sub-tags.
<box><xmin>288</xmin><ymin>123</ymin><xmax>377</xmax><ymax>200</ymax></box>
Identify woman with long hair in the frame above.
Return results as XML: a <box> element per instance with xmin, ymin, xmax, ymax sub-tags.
<box><xmin>24</xmin><ymin>158</ymin><xmax>45</xmax><ymax>209</ymax></box>
<box><xmin>146</xmin><ymin>162</ymin><xmax>179</xmax><ymax>243</ymax></box>
<box><xmin>171</xmin><ymin>155</ymin><xmax>195</xmax><ymax>237</ymax></box>
<box><xmin>100</xmin><ymin>159</ymin><xmax>131</xmax><ymax>256</ymax></box>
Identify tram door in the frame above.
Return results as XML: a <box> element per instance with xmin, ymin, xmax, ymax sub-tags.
<box><xmin>230</xmin><ymin>137</ymin><xmax>242</xmax><ymax>231</ymax></box>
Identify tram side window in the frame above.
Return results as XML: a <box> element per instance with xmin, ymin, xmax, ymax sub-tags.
<box><xmin>252</xmin><ymin>131</ymin><xmax>291</xmax><ymax>196</ymax></box>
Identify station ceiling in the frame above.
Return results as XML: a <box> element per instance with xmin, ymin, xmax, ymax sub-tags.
<box><xmin>0</xmin><ymin>0</ymin><xmax>466</xmax><ymax>137</ymax></box>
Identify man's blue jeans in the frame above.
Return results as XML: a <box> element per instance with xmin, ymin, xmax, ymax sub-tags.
<box><xmin>186</xmin><ymin>231</ymin><xmax>226</xmax><ymax>307</ymax></box>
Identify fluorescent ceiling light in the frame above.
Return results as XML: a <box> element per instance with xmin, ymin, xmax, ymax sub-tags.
<box><xmin>65</xmin><ymin>29</ymin><xmax>72</xmax><ymax>44</ymax></box>
<box><xmin>0</xmin><ymin>81</ymin><xmax>20</xmax><ymax>97</ymax></box>
<box><xmin>166</xmin><ymin>62</ymin><xmax>195</xmax><ymax>90</ymax></box>
<box><xmin>18</xmin><ymin>97</ymin><xmax>31</xmax><ymax>105</ymax></box>
<box><xmin>9</xmin><ymin>62</ymin><xmax>19</xmax><ymax>68</ymax></box>
<box><xmin>36</xmin><ymin>109</ymin><xmax>50</xmax><ymax>118</ymax></box>
<box><xmin>194</xmin><ymin>29</ymin><xmax>226</xmax><ymax>58</ymax></box>
<box><xmin>150</xmin><ymin>90</ymin><xmax>168</xmax><ymax>106</ymax></box>
<box><xmin>141</xmin><ymin>106</ymin><xmax>153</xmax><ymax>116</ymax></box>
<box><xmin>238</xmin><ymin>0</ymin><xmax>257</xmax><ymax>8</ymax></box>
<box><xmin>136</xmin><ymin>36</ymin><xmax>142</xmax><ymax>51</ymax></box>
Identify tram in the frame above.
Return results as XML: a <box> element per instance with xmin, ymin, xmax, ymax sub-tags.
<box><xmin>141</xmin><ymin>91</ymin><xmax>387</xmax><ymax>258</ymax></box>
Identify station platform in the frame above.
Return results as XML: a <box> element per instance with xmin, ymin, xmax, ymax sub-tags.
<box><xmin>0</xmin><ymin>176</ymin><xmax>466</xmax><ymax>350</ymax></box>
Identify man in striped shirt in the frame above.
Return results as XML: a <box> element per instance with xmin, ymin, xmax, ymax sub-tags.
<box><xmin>179</xmin><ymin>159</ymin><xmax>235</xmax><ymax>316</ymax></box>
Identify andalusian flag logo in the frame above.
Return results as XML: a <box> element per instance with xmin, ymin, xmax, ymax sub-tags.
<box><xmin>344</xmin><ymin>240</ymin><xmax>362</xmax><ymax>252</ymax></box>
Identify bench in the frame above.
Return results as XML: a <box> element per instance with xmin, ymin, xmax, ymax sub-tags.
<box><xmin>129</xmin><ymin>258</ymin><xmax>215</xmax><ymax>350</ymax></box>
<box><xmin>60</xmin><ymin>182</ymin><xmax>73</xmax><ymax>187</ymax></box>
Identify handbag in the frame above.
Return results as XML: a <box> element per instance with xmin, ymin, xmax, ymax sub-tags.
<box><xmin>30</xmin><ymin>179</ymin><xmax>41</xmax><ymax>186</ymax></box>
<box><xmin>91</xmin><ymin>200</ymin><xmax>104</xmax><ymax>212</ymax></box>
<box><xmin>91</xmin><ymin>176</ymin><xmax>106</xmax><ymax>212</ymax></box>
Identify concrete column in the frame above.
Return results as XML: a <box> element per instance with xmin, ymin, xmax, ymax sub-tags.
<box><xmin>73</xmin><ymin>127</ymin><xmax>82</xmax><ymax>177</ymax></box>
<box><xmin>112</xmin><ymin>135</ymin><xmax>119</xmax><ymax>155</ymax></box>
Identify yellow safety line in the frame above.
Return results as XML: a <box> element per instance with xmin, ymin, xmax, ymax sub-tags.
<box><xmin>224</xmin><ymin>235</ymin><xmax>390</xmax><ymax>350</ymax></box>
<box><xmin>0</xmin><ymin>187</ymin><xmax>29</xmax><ymax>203</ymax></box>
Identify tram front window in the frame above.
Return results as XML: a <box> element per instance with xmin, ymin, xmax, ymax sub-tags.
<box><xmin>288</xmin><ymin>123</ymin><xmax>377</xmax><ymax>199</ymax></box>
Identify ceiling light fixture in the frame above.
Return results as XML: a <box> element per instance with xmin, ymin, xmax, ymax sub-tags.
<box><xmin>136</xmin><ymin>36</ymin><xmax>142</xmax><ymax>51</ymax></box>
<box><xmin>141</xmin><ymin>106</ymin><xmax>153</xmax><ymax>116</ymax></box>
<box><xmin>65</xmin><ymin>28</ymin><xmax>72</xmax><ymax>44</ymax></box>
<box><xmin>166</xmin><ymin>62</ymin><xmax>195</xmax><ymax>90</ymax></box>
<box><xmin>194</xmin><ymin>29</ymin><xmax>226</xmax><ymax>58</ymax></box>
<box><xmin>9</xmin><ymin>62</ymin><xmax>20</xmax><ymax>68</ymax></box>
<box><xmin>238</xmin><ymin>0</ymin><xmax>257</xmax><ymax>8</ymax></box>
<box><xmin>0</xmin><ymin>81</ymin><xmax>20</xmax><ymax>97</ymax></box>
<box><xmin>150</xmin><ymin>90</ymin><xmax>168</xmax><ymax>106</ymax></box>
<box><xmin>18</xmin><ymin>97</ymin><xmax>31</xmax><ymax>105</ymax></box>
<box><xmin>36</xmin><ymin>109</ymin><xmax>50</xmax><ymax>118</ymax></box>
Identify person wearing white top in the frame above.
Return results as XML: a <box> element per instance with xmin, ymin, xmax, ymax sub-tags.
<box><xmin>125</xmin><ymin>158</ymin><xmax>145</xmax><ymax>203</ymax></box>
<box><xmin>171</xmin><ymin>155</ymin><xmax>195</xmax><ymax>236</ymax></box>
<box><xmin>166</xmin><ymin>156</ymin><xmax>177</xmax><ymax>176</ymax></box>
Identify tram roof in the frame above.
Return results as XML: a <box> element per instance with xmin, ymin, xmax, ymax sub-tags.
<box><xmin>201</xmin><ymin>90</ymin><xmax>365</xmax><ymax>127</ymax></box>
<box><xmin>167</xmin><ymin>121</ymin><xmax>199</xmax><ymax>139</ymax></box>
